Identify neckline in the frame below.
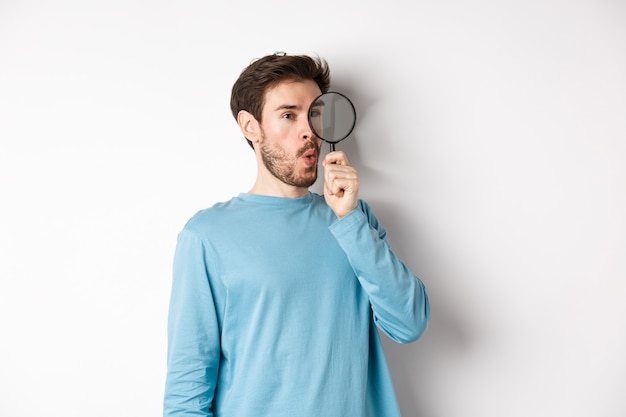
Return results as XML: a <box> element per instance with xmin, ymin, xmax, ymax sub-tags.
<box><xmin>236</xmin><ymin>191</ymin><xmax>315</xmax><ymax>206</ymax></box>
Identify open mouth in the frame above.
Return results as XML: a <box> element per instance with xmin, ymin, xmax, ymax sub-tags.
<box><xmin>302</xmin><ymin>148</ymin><xmax>318</xmax><ymax>166</ymax></box>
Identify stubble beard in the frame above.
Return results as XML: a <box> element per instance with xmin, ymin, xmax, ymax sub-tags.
<box><xmin>259</xmin><ymin>132</ymin><xmax>320</xmax><ymax>188</ymax></box>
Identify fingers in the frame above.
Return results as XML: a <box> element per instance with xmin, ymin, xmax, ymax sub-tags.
<box><xmin>322</xmin><ymin>151</ymin><xmax>359</xmax><ymax>218</ymax></box>
<box><xmin>322</xmin><ymin>150</ymin><xmax>350</xmax><ymax>167</ymax></box>
<box><xmin>324</xmin><ymin>163</ymin><xmax>358</xmax><ymax>196</ymax></box>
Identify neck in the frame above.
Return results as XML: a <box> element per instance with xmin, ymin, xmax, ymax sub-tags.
<box><xmin>248</xmin><ymin>178</ymin><xmax>309</xmax><ymax>198</ymax></box>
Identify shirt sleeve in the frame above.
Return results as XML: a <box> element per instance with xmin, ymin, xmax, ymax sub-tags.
<box><xmin>329</xmin><ymin>201</ymin><xmax>430</xmax><ymax>343</ymax></box>
<box><xmin>164</xmin><ymin>229</ymin><xmax>221</xmax><ymax>416</ymax></box>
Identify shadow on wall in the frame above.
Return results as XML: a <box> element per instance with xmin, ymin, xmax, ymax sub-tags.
<box><xmin>324</xmin><ymin>76</ymin><xmax>475</xmax><ymax>416</ymax></box>
<box><xmin>381</xmin><ymin>303</ymin><xmax>470</xmax><ymax>417</ymax></box>
<box><xmin>369</xmin><ymin>198</ymin><xmax>474</xmax><ymax>417</ymax></box>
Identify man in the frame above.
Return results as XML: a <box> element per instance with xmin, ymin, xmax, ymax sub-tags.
<box><xmin>164</xmin><ymin>52</ymin><xmax>430</xmax><ymax>417</ymax></box>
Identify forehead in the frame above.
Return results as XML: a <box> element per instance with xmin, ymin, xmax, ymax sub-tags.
<box><xmin>263</xmin><ymin>80</ymin><xmax>322</xmax><ymax>110</ymax></box>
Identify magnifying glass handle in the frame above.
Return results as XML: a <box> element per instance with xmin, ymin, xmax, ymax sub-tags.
<box><xmin>330</xmin><ymin>143</ymin><xmax>335</xmax><ymax>152</ymax></box>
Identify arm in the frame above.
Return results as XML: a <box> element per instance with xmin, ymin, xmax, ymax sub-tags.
<box><xmin>329</xmin><ymin>203</ymin><xmax>430</xmax><ymax>343</ymax></box>
<box><xmin>323</xmin><ymin>151</ymin><xmax>428</xmax><ymax>343</ymax></box>
<box><xmin>164</xmin><ymin>229</ymin><xmax>221</xmax><ymax>416</ymax></box>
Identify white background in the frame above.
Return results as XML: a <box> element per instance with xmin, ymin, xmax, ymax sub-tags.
<box><xmin>1</xmin><ymin>1</ymin><xmax>625</xmax><ymax>416</ymax></box>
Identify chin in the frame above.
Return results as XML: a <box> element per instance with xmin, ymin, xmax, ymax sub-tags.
<box><xmin>292</xmin><ymin>173</ymin><xmax>317</xmax><ymax>188</ymax></box>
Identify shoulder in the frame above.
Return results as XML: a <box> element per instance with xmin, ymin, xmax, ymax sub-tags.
<box><xmin>308</xmin><ymin>191</ymin><xmax>327</xmax><ymax>207</ymax></box>
<box><xmin>181</xmin><ymin>196</ymin><xmax>244</xmax><ymax>237</ymax></box>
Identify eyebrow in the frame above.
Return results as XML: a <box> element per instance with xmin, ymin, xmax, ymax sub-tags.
<box><xmin>274</xmin><ymin>104</ymin><xmax>301</xmax><ymax>111</ymax></box>
<box><xmin>274</xmin><ymin>101</ymin><xmax>326</xmax><ymax>112</ymax></box>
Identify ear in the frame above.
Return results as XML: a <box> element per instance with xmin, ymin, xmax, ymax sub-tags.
<box><xmin>237</xmin><ymin>110</ymin><xmax>261</xmax><ymax>145</ymax></box>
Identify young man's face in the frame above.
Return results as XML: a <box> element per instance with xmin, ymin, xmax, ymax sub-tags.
<box><xmin>258</xmin><ymin>80</ymin><xmax>323</xmax><ymax>189</ymax></box>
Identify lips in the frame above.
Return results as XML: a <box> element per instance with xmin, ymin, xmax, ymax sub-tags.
<box><xmin>298</xmin><ymin>143</ymin><xmax>318</xmax><ymax>157</ymax></box>
<box><xmin>300</xmin><ymin>147</ymin><xmax>318</xmax><ymax>167</ymax></box>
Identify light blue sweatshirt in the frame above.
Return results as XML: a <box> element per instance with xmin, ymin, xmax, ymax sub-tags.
<box><xmin>164</xmin><ymin>192</ymin><xmax>429</xmax><ymax>416</ymax></box>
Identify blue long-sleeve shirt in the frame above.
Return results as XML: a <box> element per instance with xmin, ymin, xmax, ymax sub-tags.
<box><xmin>164</xmin><ymin>192</ymin><xmax>429</xmax><ymax>416</ymax></box>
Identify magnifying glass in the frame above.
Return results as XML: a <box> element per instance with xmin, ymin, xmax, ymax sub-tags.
<box><xmin>308</xmin><ymin>92</ymin><xmax>357</xmax><ymax>152</ymax></box>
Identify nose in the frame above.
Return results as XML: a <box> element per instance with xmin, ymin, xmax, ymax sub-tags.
<box><xmin>300</xmin><ymin>118</ymin><xmax>318</xmax><ymax>143</ymax></box>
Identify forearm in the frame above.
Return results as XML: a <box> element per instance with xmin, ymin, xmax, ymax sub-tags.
<box><xmin>164</xmin><ymin>306</ymin><xmax>219</xmax><ymax>416</ymax></box>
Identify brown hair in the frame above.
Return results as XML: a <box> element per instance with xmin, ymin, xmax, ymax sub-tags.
<box><xmin>230</xmin><ymin>53</ymin><xmax>331</xmax><ymax>149</ymax></box>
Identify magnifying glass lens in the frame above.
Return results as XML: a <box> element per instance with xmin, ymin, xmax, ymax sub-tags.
<box><xmin>308</xmin><ymin>92</ymin><xmax>356</xmax><ymax>149</ymax></box>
